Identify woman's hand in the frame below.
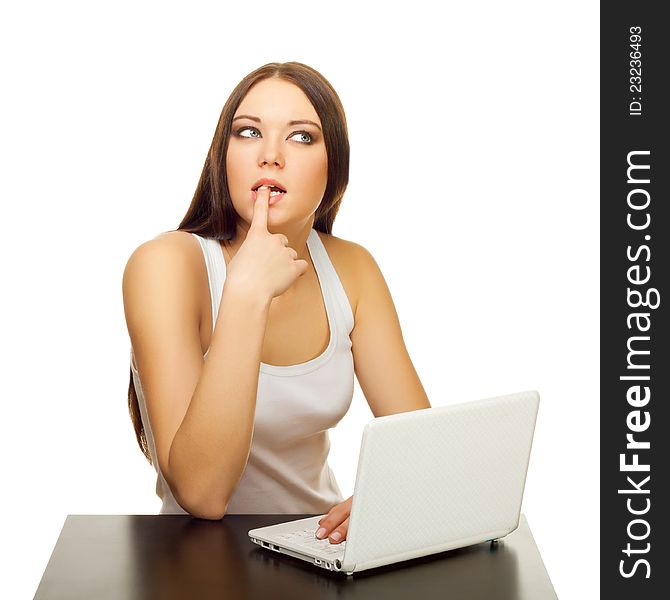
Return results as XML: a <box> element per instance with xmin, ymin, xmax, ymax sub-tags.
<box><xmin>225</xmin><ymin>186</ymin><xmax>309</xmax><ymax>301</ymax></box>
<box><xmin>315</xmin><ymin>495</ymin><xmax>353</xmax><ymax>544</ymax></box>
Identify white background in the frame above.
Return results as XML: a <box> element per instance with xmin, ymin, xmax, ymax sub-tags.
<box><xmin>0</xmin><ymin>1</ymin><xmax>599</xmax><ymax>598</ymax></box>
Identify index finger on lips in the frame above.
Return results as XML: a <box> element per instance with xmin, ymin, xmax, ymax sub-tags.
<box><xmin>250</xmin><ymin>186</ymin><xmax>270</xmax><ymax>232</ymax></box>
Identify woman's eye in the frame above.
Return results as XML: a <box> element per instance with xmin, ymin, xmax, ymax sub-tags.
<box><xmin>289</xmin><ymin>131</ymin><xmax>313</xmax><ymax>144</ymax></box>
<box><xmin>237</xmin><ymin>127</ymin><xmax>260</xmax><ymax>139</ymax></box>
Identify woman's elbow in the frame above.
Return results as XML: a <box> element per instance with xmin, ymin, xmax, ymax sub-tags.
<box><xmin>189</xmin><ymin>503</ymin><xmax>228</xmax><ymax>521</ymax></box>
<box><xmin>173</xmin><ymin>486</ymin><xmax>228</xmax><ymax>520</ymax></box>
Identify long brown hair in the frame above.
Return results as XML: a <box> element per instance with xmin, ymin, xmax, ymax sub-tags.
<box><xmin>128</xmin><ymin>62</ymin><xmax>351</xmax><ymax>464</ymax></box>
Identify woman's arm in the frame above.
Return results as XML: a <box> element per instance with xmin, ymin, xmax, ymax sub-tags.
<box><xmin>123</xmin><ymin>233</ymin><xmax>271</xmax><ymax>520</ymax></box>
<box><xmin>315</xmin><ymin>244</ymin><xmax>430</xmax><ymax>544</ymax></box>
<box><xmin>350</xmin><ymin>244</ymin><xmax>432</xmax><ymax>416</ymax></box>
<box><xmin>315</xmin><ymin>242</ymin><xmax>431</xmax><ymax>543</ymax></box>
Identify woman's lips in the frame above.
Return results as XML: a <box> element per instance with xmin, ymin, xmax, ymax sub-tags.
<box><xmin>250</xmin><ymin>189</ymin><xmax>286</xmax><ymax>205</ymax></box>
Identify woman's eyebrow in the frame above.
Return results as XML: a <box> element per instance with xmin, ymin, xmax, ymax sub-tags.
<box><xmin>232</xmin><ymin>114</ymin><xmax>322</xmax><ymax>131</ymax></box>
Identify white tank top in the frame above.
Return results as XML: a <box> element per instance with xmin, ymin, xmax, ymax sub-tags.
<box><xmin>130</xmin><ymin>228</ymin><xmax>355</xmax><ymax>514</ymax></box>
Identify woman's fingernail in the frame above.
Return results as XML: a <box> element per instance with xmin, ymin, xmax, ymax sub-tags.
<box><xmin>316</xmin><ymin>528</ymin><xmax>327</xmax><ymax>539</ymax></box>
<box><xmin>330</xmin><ymin>531</ymin><xmax>341</xmax><ymax>542</ymax></box>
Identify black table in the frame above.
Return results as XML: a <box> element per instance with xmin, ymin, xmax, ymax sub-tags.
<box><xmin>34</xmin><ymin>513</ymin><xmax>557</xmax><ymax>599</ymax></box>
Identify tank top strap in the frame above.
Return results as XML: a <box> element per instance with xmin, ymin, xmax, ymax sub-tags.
<box><xmin>190</xmin><ymin>233</ymin><xmax>225</xmax><ymax>329</ymax></box>
<box><xmin>307</xmin><ymin>229</ymin><xmax>355</xmax><ymax>337</ymax></box>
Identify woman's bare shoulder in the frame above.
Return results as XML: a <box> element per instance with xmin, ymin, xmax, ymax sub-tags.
<box><xmin>151</xmin><ymin>229</ymin><xmax>203</xmax><ymax>253</ymax></box>
<box><xmin>126</xmin><ymin>230</ymin><xmax>202</xmax><ymax>270</ymax></box>
<box><xmin>317</xmin><ymin>231</ymin><xmax>375</xmax><ymax>269</ymax></box>
<box><xmin>316</xmin><ymin>232</ymin><xmax>377</xmax><ymax>318</ymax></box>
<box><xmin>123</xmin><ymin>231</ymin><xmax>206</xmax><ymax>317</ymax></box>
<box><xmin>316</xmin><ymin>230</ymin><xmax>352</xmax><ymax>252</ymax></box>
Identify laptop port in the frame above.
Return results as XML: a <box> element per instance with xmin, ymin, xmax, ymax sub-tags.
<box><xmin>314</xmin><ymin>559</ymin><xmax>322</xmax><ymax>565</ymax></box>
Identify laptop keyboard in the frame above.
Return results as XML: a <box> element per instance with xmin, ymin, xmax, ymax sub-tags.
<box><xmin>272</xmin><ymin>526</ymin><xmax>346</xmax><ymax>557</ymax></box>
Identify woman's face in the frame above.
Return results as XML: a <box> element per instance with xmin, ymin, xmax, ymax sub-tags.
<box><xmin>226</xmin><ymin>77</ymin><xmax>328</xmax><ymax>232</ymax></box>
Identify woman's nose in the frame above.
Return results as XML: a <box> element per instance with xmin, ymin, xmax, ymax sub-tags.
<box><xmin>258</xmin><ymin>137</ymin><xmax>285</xmax><ymax>168</ymax></box>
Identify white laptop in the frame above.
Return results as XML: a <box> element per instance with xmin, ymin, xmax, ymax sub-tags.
<box><xmin>248</xmin><ymin>390</ymin><xmax>540</xmax><ymax>576</ymax></box>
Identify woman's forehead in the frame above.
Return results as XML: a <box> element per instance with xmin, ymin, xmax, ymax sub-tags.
<box><xmin>235</xmin><ymin>78</ymin><xmax>321</xmax><ymax>125</ymax></box>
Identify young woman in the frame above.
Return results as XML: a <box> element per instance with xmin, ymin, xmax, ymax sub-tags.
<box><xmin>122</xmin><ymin>62</ymin><xmax>431</xmax><ymax>546</ymax></box>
